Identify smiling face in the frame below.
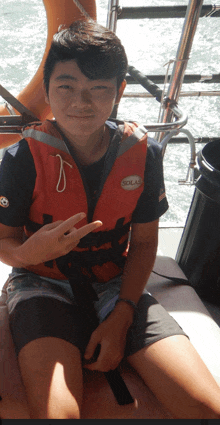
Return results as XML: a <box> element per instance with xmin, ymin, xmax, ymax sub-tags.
<box><xmin>45</xmin><ymin>60</ymin><xmax>126</xmax><ymax>143</ymax></box>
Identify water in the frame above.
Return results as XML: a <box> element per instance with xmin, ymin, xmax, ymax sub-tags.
<box><xmin>1</xmin><ymin>0</ymin><xmax>220</xmax><ymax>225</ymax></box>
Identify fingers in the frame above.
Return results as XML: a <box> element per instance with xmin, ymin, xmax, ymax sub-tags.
<box><xmin>84</xmin><ymin>336</ymin><xmax>122</xmax><ymax>372</ymax></box>
<box><xmin>53</xmin><ymin>213</ymin><xmax>102</xmax><ymax>241</ymax></box>
<box><xmin>75</xmin><ymin>220</ymin><xmax>103</xmax><ymax>240</ymax></box>
<box><xmin>84</xmin><ymin>334</ymin><xmax>100</xmax><ymax>362</ymax></box>
<box><xmin>96</xmin><ymin>345</ymin><xmax>122</xmax><ymax>371</ymax></box>
<box><xmin>54</xmin><ymin>213</ymin><xmax>87</xmax><ymax>236</ymax></box>
<box><xmin>26</xmin><ymin>214</ymin><xmax>102</xmax><ymax>265</ymax></box>
<box><xmin>84</xmin><ymin>346</ymin><xmax>122</xmax><ymax>372</ymax></box>
<box><xmin>41</xmin><ymin>220</ymin><xmax>63</xmax><ymax>231</ymax></box>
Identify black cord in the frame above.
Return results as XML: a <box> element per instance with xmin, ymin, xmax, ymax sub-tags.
<box><xmin>152</xmin><ymin>269</ymin><xmax>191</xmax><ymax>286</ymax></box>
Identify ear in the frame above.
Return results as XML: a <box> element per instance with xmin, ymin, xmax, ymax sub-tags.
<box><xmin>115</xmin><ymin>80</ymin><xmax>126</xmax><ymax>105</ymax></box>
<box><xmin>42</xmin><ymin>82</ymin><xmax>50</xmax><ymax>105</ymax></box>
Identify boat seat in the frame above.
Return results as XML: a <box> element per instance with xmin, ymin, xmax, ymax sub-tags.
<box><xmin>0</xmin><ymin>256</ymin><xmax>220</xmax><ymax>418</ymax></box>
<box><xmin>148</xmin><ymin>256</ymin><xmax>220</xmax><ymax>387</ymax></box>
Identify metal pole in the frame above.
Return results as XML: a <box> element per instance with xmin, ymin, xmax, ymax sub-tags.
<box><xmin>106</xmin><ymin>0</ymin><xmax>119</xmax><ymax>32</ymax></box>
<box><xmin>157</xmin><ymin>0</ymin><xmax>204</xmax><ymax>142</ymax></box>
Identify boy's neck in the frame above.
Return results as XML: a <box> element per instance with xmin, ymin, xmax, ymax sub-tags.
<box><xmin>56</xmin><ymin>123</ymin><xmax>110</xmax><ymax>166</ymax></box>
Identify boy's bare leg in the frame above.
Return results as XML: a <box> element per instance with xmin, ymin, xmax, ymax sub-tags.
<box><xmin>18</xmin><ymin>337</ymin><xmax>83</xmax><ymax>419</ymax></box>
<box><xmin>0</xmin><ymin>397</ymin><xmax>30</xmax><ymax>419</ymax></box>
<box><xmin>127</xmin><ymin>335</ymin><xmax>220</xmax><ymax>419</ymax></box>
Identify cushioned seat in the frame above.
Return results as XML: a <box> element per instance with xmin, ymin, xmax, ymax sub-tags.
<box><xmin>147</xmin><ymin>256</ymin><xmax>220</xmax><ymax>386</ymax></box>
<box><xmin>0</xmin><ymin>256</ymin><xmax>220</xmax><ymax>418</ymax></box>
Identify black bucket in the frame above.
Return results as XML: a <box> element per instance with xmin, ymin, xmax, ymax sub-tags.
<box><xmin>176</xmin><ymin>139</ymin><xmax>220</xmax><ymax>304</ymax></box>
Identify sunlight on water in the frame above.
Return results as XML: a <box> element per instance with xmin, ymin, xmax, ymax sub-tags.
<box><xmin>0</xmin><ymin>0</ymin><xmax>220</xmax><ymax>225</ymax></box>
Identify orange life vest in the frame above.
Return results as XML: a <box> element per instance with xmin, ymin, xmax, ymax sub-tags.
<box><xmin>22</xmin><ymin>120</ymin><xmax>148</xmax><ymax>282</ymax></box>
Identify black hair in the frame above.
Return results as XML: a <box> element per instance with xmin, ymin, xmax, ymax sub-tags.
<box><xmin>44</xmin><ymin>20</ymin><xmax>128</xmax><ymax>95</ymax></box>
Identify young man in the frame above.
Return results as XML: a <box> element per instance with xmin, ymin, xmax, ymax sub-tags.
<box><xmin>0</xmin><ymin>20</ymin><xmax>220</xmax><ymax>419</ymax></box>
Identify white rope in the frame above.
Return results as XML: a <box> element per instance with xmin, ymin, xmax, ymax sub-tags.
<box><xmin>157</xmin><ymin>58</ymin><xmax>189</xmax><ymax>124</ymax></box>
<box><xmin>157</xmin><ymin>59</ymin><xmax>174</xmax><ymax>124</ymax></box>
<box><xmin>53</xmin><ymin>154</ymin><xmax>73</xmax><ymax>193</ymax></box>
<box><xmin>72</xmin><ymin>0</ymin><xmax>93</xmax><ymax>20</ymax></box>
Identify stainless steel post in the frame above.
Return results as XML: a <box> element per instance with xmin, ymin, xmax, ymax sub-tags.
<box><xmin>106</xmin><ymin>0</ymin><xmax>119</xmax><ymax>32</ymax></box>
<box><xmin>157</xmin><ymin>0</ymin><xmax>204</xmax><ymax>142</ymax></box>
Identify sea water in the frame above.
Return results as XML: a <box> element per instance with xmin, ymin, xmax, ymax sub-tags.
<box><xmin>0</xmin><ymin>0</ymin><xmax>220</xmax><ymax>226</ymax></box>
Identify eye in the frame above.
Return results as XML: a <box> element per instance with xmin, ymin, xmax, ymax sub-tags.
<box><xmin>58</xmin><ymin>85</ymin><xmax>73</xmax><ymax>90</ymax></box>
<box><xmin>91</xmin><ymin>85</ymin><xmax>108</xmax><ymax>90</ymax></box>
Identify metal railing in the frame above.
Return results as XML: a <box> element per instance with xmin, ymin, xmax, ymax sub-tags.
<box><xmin>117</xmin><ymin>5</ymin><xmax>220</xmax><ymax>20</ymax></box>
<box><xmin>107</xmin><ymin>0</ymin><xmax>215</xmax><ymax>140</ymax></box>
<box><xmin>156</xmin><ymin>0</ymin><xmax>204</xmax><ymax>142</ymax></box>
<box><xmin>106</xmin><ymin>0</ymin><xmax>211</xmax><ymax>185</ymax></box>
<box><xmin>0</xmin><ymin>84</ymin><xmax>39</xmax><ymax>134</ymax></box>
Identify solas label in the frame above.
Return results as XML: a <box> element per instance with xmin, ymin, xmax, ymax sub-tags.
<box><xmin>121</xmin><ymin>175</ymin><xmax>143</xmax><ymax>191</ymax></box>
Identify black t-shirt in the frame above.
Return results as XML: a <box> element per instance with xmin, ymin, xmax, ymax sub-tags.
<box><xmin>0</xmin><ymin>123</ymin><xmax>168</xmax><ymax>227</ymax></box>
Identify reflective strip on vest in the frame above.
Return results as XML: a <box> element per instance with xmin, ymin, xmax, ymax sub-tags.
<box><xmin>23</xmin><ymin>125</ymin><xmax>147</xmax><ymax>158</ymax></box>
<box><xmin>117</xmin><ymin>125</ymin><xmax>147</xmax><ymax>157</ymax></box>
<box><xmin>22</xmin><ymin>128</ymin><xmax>70</xmax><ymax>154</ymax></box>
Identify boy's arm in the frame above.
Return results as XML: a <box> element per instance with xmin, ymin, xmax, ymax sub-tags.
<box><xmin>119</xmin><ymin>219</ymin><xmax>158</xmax><ymax>304</ymax></box>
<box><xmin>0</xmin><ymin>215</ymin><xmax>102</xmax><ymax>267</ymax></box>
<box><xmin>0</xmin><ymin>224</ymin><xmax>25</xmax><ymax>267</ymax></box>
<box><xmin>84</xmin><ymin>219</ymin><xmax>159</xmax><ymax>371</ymax></box>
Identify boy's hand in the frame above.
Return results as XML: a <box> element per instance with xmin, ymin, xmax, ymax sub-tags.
<box><xmin>83</xmin><ymin>320</ymin><xmax>125</xmax><ymax>372</ymax></box>
<box><xmin>16</xmin><ymin>213</ymin><xmax>102</xmax><ymax>266</ymax></box>
<box><xmin>83</xmin><ymin>304</ymin><xmax>133</xmax><ymax>372</ymax></box>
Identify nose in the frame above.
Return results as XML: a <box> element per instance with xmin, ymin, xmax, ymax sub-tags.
<box><xmin>70</xmin><ymin>89</ymin><xmax>92</xmax><ymax>107</ymax></box>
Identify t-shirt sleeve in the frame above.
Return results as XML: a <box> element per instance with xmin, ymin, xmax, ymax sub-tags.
<box><xmin>132</xmin><ymin>137</ymin><xmax>168</xmax><ymax>223</ymax></box>
<box><xmin>0</xmin><ymin>139</ymin><xmax>36</xmax><ymax>227</ymax></box>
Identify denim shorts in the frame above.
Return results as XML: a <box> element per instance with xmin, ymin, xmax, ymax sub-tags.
<box><xmin>6</xmin><ymin>268</ymin><xmax>187</xmax><ymax>357</ymax></box>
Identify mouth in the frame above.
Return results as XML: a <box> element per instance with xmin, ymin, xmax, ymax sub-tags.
<box><xmin>67</xmin><ymin>114</ymin><xmax>95</xmax><ymax>119</ymax></box>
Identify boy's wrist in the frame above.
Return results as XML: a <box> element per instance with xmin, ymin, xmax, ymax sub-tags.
<box><xmin>113</xmin><ymin>300</ymin><xmax>135</xmax><ymax>326</ymax></box>
<box><xmin>115</xmin><ymin>298</ymin><xmax>137</xmax><ymax>312</ymax></box>
<box><xmin>13</xmin><ymin>244</ymin><xmax>34</xmax><ymax>267</ymax></box>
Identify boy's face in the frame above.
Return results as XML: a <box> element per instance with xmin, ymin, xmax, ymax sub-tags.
<box><xmin>45</xmin><ymin>60</ymin><xmax>126</xmax><ymax>141</ymax></box>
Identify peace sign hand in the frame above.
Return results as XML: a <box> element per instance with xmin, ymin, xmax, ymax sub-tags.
<box><xmin>17</xmin><ymin>212</ymin><xmax>102</xmax><ymax>267</ymax></box>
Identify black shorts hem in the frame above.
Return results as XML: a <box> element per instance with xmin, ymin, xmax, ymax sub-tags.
<box><xmin>125</xmin><ymin>331</ymin><xmax>189</xmax><ymax>358</ymax></box>
<box><xmin>124</xmin><ymin>293</ymin><xmax>188</xmax><ymax>357</ymax></box>
<box><xmin>9</xmin><ymin>297</ymin><xmax>92</xmax><ymax>357</ymax></box>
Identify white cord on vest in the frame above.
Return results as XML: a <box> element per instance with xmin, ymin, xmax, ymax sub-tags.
<box><xmin>54</xmin><ymin>154</ymin><xmax>73</xmax><ymax>193</ymax></box>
